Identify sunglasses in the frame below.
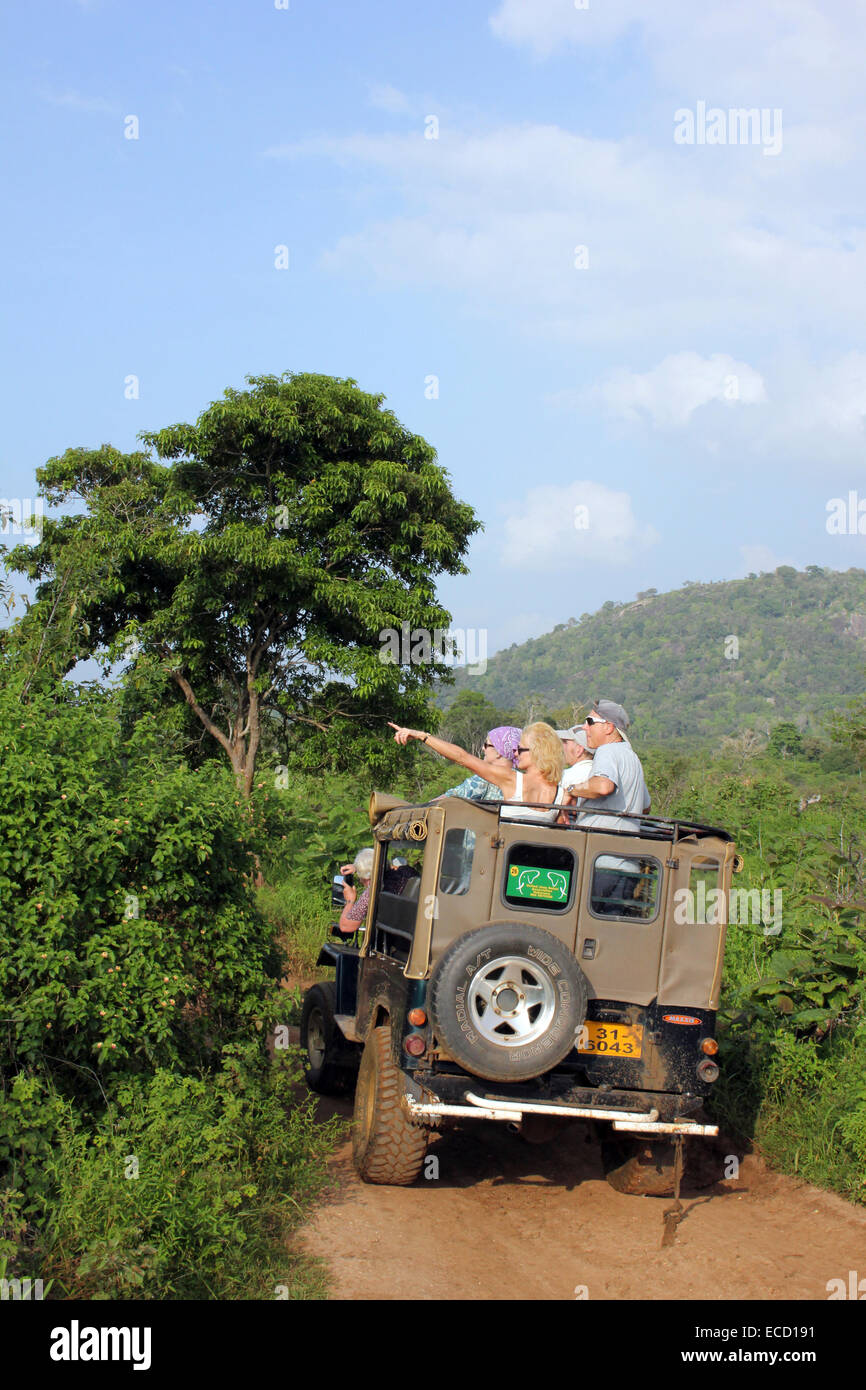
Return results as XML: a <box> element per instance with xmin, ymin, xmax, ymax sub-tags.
<box><xmin>516</xmin><ymin>745</ymin><xmax>531</xmax><ymax>753</ymax></box>
<box><xmin>482</xmin><ymin>741</ymin><xmax>495</xmax><ymax>750</ymax></box>
<box><xmin>584</xmin><ymin>716</ymin><xmax>609</xmax><ymax>726</ymax></box>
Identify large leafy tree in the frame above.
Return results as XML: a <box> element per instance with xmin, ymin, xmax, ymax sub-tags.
<box><xmin>6</xmin><ymin>373</ymin><xmax>480</xmax><ymax>793</ymax></box>
<box><xmin>768</xmin><ymin>721</ymin><xmax>804</xmax><ymax>758</ymax></box>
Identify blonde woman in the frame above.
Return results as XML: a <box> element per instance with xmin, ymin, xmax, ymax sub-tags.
<box><xmin>388</xmin><ymin>720</ymin><xmax>566</xmax><ymax>823</ymax></box>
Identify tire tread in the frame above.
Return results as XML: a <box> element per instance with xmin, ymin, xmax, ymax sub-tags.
<box><xmin>353</xmin><ymin>1026</ymin><xmax>428</xmax><ymax>1186</ymax></box>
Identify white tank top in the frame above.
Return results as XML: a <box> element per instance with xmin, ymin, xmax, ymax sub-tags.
<box><xmin>500</xmin><ymin>771</ymin><xmax>566</xmax><ymax>824</ymax></box>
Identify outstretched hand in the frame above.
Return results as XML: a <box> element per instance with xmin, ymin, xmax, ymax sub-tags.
<box><xmin>388</xmin><ymin>721</ymin><xmax>421</xmax><ymax>746</ymax></box>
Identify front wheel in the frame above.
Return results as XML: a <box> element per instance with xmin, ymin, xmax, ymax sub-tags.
<box><xmin>300</xmin><ymin>983</ymin><xmax>353</xmax><ymax>1095</ymax></box>
<box><xmin>352</xmin><ymin>1025</ymin><xmax>428</xmax><ymax>1185</ymax></box>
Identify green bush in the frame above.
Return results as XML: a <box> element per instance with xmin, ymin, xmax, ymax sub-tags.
<box><xmin>0</xmin><ymin>669</ymin><xmax>339</xmax><ymax>1296</ymax></box>
<box><xmin>35</xmin><ymin>1046</ymin><xmax>341</xmax><ymax>1299</ymax></box>
<box><xmin>0</xmin><ymin>680</ymin><xmax>285</xmax><ymax>1103</ymax></box>
<box><xmin>754</xmin><ymin>1027</ymin><xmax>866</xmax><ymax>1203</ymax></box>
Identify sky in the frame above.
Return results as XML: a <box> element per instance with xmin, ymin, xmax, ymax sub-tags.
<box><xmin>2</xmin><ymin>0</ymin><xmax>866</xmax><ymax>658</ymax></box>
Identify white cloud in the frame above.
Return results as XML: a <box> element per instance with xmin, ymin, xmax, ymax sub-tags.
<box><xmin>368</xmin><ymin>83</ymin><xmax>410</xmax><ymax>114</ymax></box>
<box><xmin>270</xmin><ymin>123</ymin><xmax>866</xmax><ymax>357</ymax></box>
<box><xmin>265</xmin><ymin>2</ymin><xmax>866</xmax><ymax>480</ymax></box>
<box><xmin>488</xmin><ymin>1</ymin><xmax>866</xmax><ymax>115</ymax></box>
<box><xmin>489</xmin><ymin>0</ymin><xmax>625</xmax><ymax>58</ymax></box>
<box><xmin>589</xmin><ymin>352</ymin><xmax>767</xmax><ymax>428</ymax></box>
<box><xmin>785</xmin><ymin>352</ymin><xmax>866</xmax><ymax>436</ymax></box>
<box><xmin>502</xmin><ymin>481</ymin><xmax>659</xmax><ymax>569</ymax></box>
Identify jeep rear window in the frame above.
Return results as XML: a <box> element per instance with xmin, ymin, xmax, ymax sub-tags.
<box><xmin>589</xmin><ymin>854</ymin><xmax>660</xmax><ymax>921</ymax></box>
<box><xmin>503</xmin><ymin>843</ymin><xmax>575</xmax><ymax>912</ymax></box>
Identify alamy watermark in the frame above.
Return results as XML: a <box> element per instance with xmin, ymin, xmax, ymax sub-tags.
<box><xmin>673</xmin><ymin>884</ymin><xmax>783</xmax><ymax>935</ymax></box>
<box><xmin>1</xmin><ymin>498</ymin><xmax>44</xmax><ymax>537</ymax></box>
<box><xmin>826</xmin><ymin>1270</ymin><xmax>865</xmax><ymax>1299</ymax></box>
<box><xmin>1</xmin><ymin>1277</ymin><xmax>45</xmax><ymax>1300</ymax></box>
<box><xmin>674</xmin><ymin>102</ymin><xmax>783</xmax><ymax>157</ymax></box>
<box><xmin>826</xmin><ymin>491</ymin><xmax>866</xmax><ymax>535</ymax></box>
<box><xmin>50</xmin><ymin>1323</ymin><xmax>151</xmax><ymax>1370</ymax></box>
<box><xmin>378</xmin><ymin>622</ymin><xmax>487</xmax><ymax>675</ymax></box>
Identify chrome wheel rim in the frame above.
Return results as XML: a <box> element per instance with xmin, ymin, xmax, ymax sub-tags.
<box><xmin>467</xmin><ymin>954</ymin><xmax>557</xmax><ymax>1046</ymax></box>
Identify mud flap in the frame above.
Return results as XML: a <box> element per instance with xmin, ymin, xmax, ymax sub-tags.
<box><xmin>661</xmin><ymin>1136</ymin><xmax>686</xmax><ymax>1247</ymax></box>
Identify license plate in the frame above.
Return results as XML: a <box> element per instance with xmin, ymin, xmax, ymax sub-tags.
<box><xmin>577</xmin><ymin>1020</ymin><xmax>643</xmax><ymax>1059</ymax></box>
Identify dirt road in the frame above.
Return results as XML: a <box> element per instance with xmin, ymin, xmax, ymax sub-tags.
<box><xmin>300</xmin><ymin>1095</ymin><xmax>866</xmax><ymax>1301</ymax></box>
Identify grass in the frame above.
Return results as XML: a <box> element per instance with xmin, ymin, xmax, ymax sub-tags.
<box><xmin>258</xmin><ymin>880</ymin><xmax>337</xmax><ymax>976</ymax></box>
<box><xmin>1</xmin><ymin>1044</ymin><xmax>346</xmax><ymax>1301</ymax></box>
<box><xmin>752</xmin><ymin>1026</ymin><xmax>866</xmax><ymax>1203</ymax></box>
<box><xmin>30</xmin><ymin>1057</ymin><xmax>343</xmax><ymax>1300</ymax></box>
<box><xmin>711</xmin><ymin>1018</ymin><xmax>866</xmax><ymax>1205</ymax></box>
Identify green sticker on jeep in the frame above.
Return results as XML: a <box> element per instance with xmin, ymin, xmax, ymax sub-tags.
<box><xmin>506</xmin><ymin>864</ymin><xmax>571</xmax><ymax>902</ymax></box>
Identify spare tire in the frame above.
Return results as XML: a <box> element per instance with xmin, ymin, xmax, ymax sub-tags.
<box><xmin>429</xmin><ymin>923</ymin><xmax>588</xmax><ymax>1083</ymax></box>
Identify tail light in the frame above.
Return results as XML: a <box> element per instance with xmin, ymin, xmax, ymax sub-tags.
<box><xmin>404</xmin><ymin>1033</ymin><xmax>426</xmax><ymax>1057</ymax></box>
<box><xmin>697</xmin><ymin>1057</ymin><xmax>720</xmax><ymax>1083</ymax></box>
<box><xmin>407</xmin><ymin>1007</ymin><xmax>427</xmax><ymax>1027</ymax></box>
<box><xmin>700</xmin><ymin>1037</ymin><xmax>719</xmax><ymax>1055</ymax></box>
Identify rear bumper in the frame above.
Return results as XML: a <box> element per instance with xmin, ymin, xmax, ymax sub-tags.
<box><xmin>404</xmin><ymin>1090</ymin><xmax>717</xmax><ymax>1136</ymax></box>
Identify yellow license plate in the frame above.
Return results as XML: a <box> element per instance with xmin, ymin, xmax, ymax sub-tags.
<box><xmin>577</xmin><ymin>1020</ymin><xmax>643</xmax><ymax>1059</ymax></box>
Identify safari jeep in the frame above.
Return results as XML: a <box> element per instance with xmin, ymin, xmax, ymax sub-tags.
<box><xmin>300</xmin><ymin>791</ymin><xmax>737</xmax><ymax>1194</ymax></box>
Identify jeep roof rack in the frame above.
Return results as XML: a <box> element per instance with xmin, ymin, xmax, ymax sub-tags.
<box><xmin>458</xmin><ymin>799</ymin><xmax>733</xmax><ymax>843</ymax></box>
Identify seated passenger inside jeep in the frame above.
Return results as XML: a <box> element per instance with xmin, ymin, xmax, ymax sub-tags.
<box><xmin>337</xmin><ymin>846</ymin><xmax>419</xmax><ymax>934</ymax></box>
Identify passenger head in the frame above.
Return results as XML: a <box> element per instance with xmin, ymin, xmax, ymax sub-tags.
<box><xmin>583</xmin><ymin>699</ymin><xmax>629</xmax><ymax>749</ymax></box>
<box><xmin>518</xmin><ymin>722</ymin><xmax>566</xmax><ymax>784</ymax></box>
<box><xmin>482</xmin><ymin>725</ymin><xmax>522</xmax><ymax>768</ymax></box>
<box><xmin>556</xmin><ymin>725</ymin><xmax>591</xmax><ymax>765</ymax></box>
<box><xmin>352</xmin><ymin>847</ymin><xmax>375</xmax><ymax>885</ymax></box>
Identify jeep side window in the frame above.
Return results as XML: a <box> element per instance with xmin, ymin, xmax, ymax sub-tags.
<box><xmin>502</xmin><ymin>843</ymin><xmax>576</xmax><ymax>912</ymax></box>
<box><xmin>439</xmin><ymin>828</ymin><xmax>475</xmax><ymax>895</ymax></box>
<box><xmin>370</xmin><ymin>840</ymin><xmax>423</xmax><ymax>962</ymax></box>
<box><xmin>589</xmin><ymin>854</ymin><xmax>661</xmax><ymax>921</ymax></box>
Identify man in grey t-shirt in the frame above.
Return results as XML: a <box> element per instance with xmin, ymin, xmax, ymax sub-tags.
<box><xmin>568</xmin><ymin>700</ymin><xmax>650</xmax><ymax>832</ymax></box>
<box><xmin>566</xmin><ymin>699</ymin><xmax>651</xmax><ymax>914</ymax></box>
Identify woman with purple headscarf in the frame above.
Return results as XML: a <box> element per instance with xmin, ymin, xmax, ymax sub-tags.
<box><xmin>389</xmin><ymin>719</ymin><xmax>567</xmax><ymax>820</ymax></box>
<box><xmin>432</xmin><ymin>724</ymin><xmax>522</xmax><ymax>803</ymax></box>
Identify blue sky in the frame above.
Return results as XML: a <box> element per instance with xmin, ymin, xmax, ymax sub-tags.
<box><xmin>2</xmin><ymin>0</ymin><xmax>866</xmax><ymax>656</ymax></box>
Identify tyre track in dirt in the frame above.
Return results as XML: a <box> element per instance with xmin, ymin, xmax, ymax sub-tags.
<box><xmin>300</xmin><ymin>1096</ymin><xmax>866</xmax><ymax>1302</ymax></box>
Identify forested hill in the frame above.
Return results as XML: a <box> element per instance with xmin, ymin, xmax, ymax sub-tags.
<box><xmin>441</xmin><ymin>566</ymin><xmax>866</xmax><ymax>745</ymax></box>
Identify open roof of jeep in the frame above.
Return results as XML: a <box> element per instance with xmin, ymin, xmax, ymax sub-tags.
<box><xmin>368</xmin><ymin>789</ymin><xmax>733</xmax><ymax>843</ymax></box>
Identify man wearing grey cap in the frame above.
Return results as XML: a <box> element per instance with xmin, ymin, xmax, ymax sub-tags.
<box><xmin>556</xmin><ymin>725</ymin><xmax>594</xmax><ymax>794</ymax></box>
<box><xmin>565</xmin><ymin>699</ymin><xmax>650</xmax><ymax>831</ymax></box>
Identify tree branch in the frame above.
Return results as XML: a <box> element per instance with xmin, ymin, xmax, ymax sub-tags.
<box><xmin>170</xmin><ymin>668</ymin><xmax>234</xmax><ymax>759</ymax></box>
